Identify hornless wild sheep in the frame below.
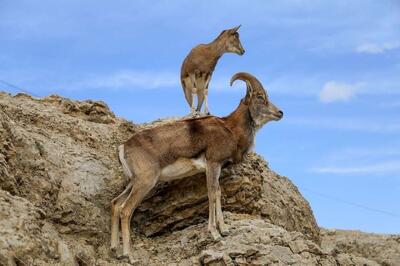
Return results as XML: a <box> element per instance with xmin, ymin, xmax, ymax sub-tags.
<box><xmin>181</xmin><ymin>25</ymin><xmax>245</xmax><ymax>114</ymax></box>
<box><xmin>111</xmin><ymin>72</ymin><xmax>283</xmax><ymax>259</ymax></box>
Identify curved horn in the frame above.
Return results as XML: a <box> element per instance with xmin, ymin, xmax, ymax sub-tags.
<box><xmin>230</xmin><ymin>72</ymin><xmax>264</xmax><ymax>100</ymax></box>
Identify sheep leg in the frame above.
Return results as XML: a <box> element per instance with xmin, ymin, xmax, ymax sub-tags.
<box><xmin>119</xmin><ymin>172</ymin><xmax>158</xmax><ymax>259</ymax></box>
<box><xmin>203</xmin><ymin>75</ymin><xmax>211</xmax><ymax>114</ymax></box>
<box><xmin>189</xmin><ymin>73</ymin><xmax>198</xmax><ymax>114</ymax></box>
<box><xmin>203</xmin><ymin>89</ymin><xmax>209</xmax><ymax>115</ymax></box>
<box><xmin>111</xmin><ymin>182</ymin><xmax>133</xmax><ymax>253</ymax></box>
<box><xmin>183</xmin><ymin>76</ymin><xmax>196</xmax><ymax>114</ymax></box>
<box><xmin>195</xmin><ymin>75</ymin><xmax>206</xmax><ymax>113</ymax></box>
<box><xmin>216</xmin><ymin>184</ymin><xmax>229</xmax><ymax>236</ymax></box>
<box><xmin>206</xmin><ymin>161</ymin><xmax>222</xmax><ymax>240</ymax></box>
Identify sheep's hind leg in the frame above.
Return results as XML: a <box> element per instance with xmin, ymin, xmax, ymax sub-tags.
<box><xmin>183</xmin><ymin>87</ymin><xmax>194</xmax><ymax>113</ymax></box>
<box><xmin>110</xmin><ymin>182</ymin><xmax>133</xmax><ymax>254</ymax></box>
<box><xmin>183</xmin><ymin>76</ymin><xmax>197</xmax><ymax>115</ymax></box>
<box><xmin>119</xmin><ymin>173</ymin><xmax>158</xmax><ymax>260</ymax></box>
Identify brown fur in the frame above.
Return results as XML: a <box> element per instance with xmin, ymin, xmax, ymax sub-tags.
<box><xmin>124</xmin><ymin>105</ymin><xmax>251</xmax><ymax>169</ymax></box>
<box><xmin>181</xmin><ymin>26</ymin><xmax>245</xmax><ymax>114</ymax></box>
<box><xmin>111</xmin><ymin>72</ymin><xmax>283</xmax><ymax>259</ymax></box>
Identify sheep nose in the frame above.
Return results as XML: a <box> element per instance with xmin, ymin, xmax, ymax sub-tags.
<box><xmin>278</xmin><ymin>110</ymin><xmax>283</xmax><ymax>117</ymax></box>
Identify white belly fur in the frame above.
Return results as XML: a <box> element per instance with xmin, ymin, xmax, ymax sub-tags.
<box><xmin>159</xmin><ymin>153</ymin><xmax>206</xmax><ymax>182</ymax></box>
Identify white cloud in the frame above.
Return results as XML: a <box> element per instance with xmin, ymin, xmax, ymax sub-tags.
<box><xmin>69</xmin><ymin>70</ymin><xmax>244</xmax><ymax>92</ymax></box>
<box><xmin>288</xmin><ymin>117</ymin><xmax>400</xmax><ymax>133</ymax></box>
<box><xmin>328</xmin><ymin>147</ymin><xmax>400</xmax><ymax>161</ymax></box>
<box><xmin>319</xmin><ymin>81</ymin><xmax>363</xmax><ymax>103</ymax></box>
<box><xmin>310</xmin><ymin>161</ymin><xmax>400</xmax><ymax>174</ymax></box>
<box><xmin>310</xmin><ymin>144</ymin><xmax>400</xmax><ymax>176</ymax></box>
<box><xmin>75</xmin><ymin>70</ymin><xmax>179</xmax><ymax>90</ymax></box>
<box><xmin>356</xmin><ymin>42</ymin><xmax>400</xmax><ymax>54</ymax></box>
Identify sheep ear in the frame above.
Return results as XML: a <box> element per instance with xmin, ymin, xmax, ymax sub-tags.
<box><xmin>232</xmin><ymin>25</ymin><xmax>241</xmax><ymax>32</ymax></box>
<box><xmin>217</xmin><ymin>29</ymin><xmax>227</xmax><ymax>38</ymax></box>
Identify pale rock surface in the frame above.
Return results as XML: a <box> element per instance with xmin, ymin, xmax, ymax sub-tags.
<box><xmin>0</xmin><ymin>92</ymin><xmax>398</xmax><ymax>265</ymax></box>
<box><xmin>321</xmin><ymin>229</ymin><xmax>400</xmax><ymax>266</ymax></box>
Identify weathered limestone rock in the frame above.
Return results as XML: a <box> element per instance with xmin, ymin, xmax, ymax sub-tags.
<box><xmin>321</xmin><ymin>229</ymin><xmax>400</xmax><ymax>266</ymax></box>
<box><xmin>0</xmin><ymin>92</ymin><xmax>398</xmax><ymax>265</ymax></box>
<box><xmin>0</xmin><ymin>92</ymin><xmax>319</xmax><ymax>242</ymax></box>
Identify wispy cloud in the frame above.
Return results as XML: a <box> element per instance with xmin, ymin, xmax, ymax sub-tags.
<box><xmin>289</xmin><ymin>117</ymin><xmax>400</xmax><ymax>133</ymax></box>
<box><xmin>356</xmin><ymin>42</ymin><xmax>400</xmax><ymax>54</ymax></box>
<box><xmin>267</xmin><ymin>76</ymin><xmax>322</xmax><ymax>96</ymax></box>
<box><xmin>310</xmin><ymin>145</ymin><xmax>400</xmax><ymax>175</ymax></box>
<box><xmin>65</xmin><ymin>70</ymin><xmax>241</xmax><ymax>92</ymax></box>
<box><xmin>310</xmin><ymin>161</ymin><xmax>400</xmax><ymax>174</ymax></box>
<box><xmin>319</xmin><ymin>81</ymin><xmax>363</xmax><ymax>103</ymax></box>
<box><xmin>328</xmin><ymin>147</ymin><xmax>400</xmax><ymax>161</ymax></box>
<box><xmin>72</xmin><ymin>70</ymin><xmax>179</xmax><ymax>90</ymax></box>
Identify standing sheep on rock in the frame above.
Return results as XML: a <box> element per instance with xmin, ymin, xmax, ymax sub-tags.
<box><xmin>111</xmin><ymin>72</ymin><xmax>283</xmax><ymax>260</ymax></box>
<box><xmin>181</xmin><ymin>25</ymin><xmax>245</xmax><ymax>115</ymax></box>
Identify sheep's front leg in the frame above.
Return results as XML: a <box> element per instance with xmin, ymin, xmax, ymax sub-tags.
<box><xmin>203</xmin><ymin>89</ymin><xmax>209</xmax><ymax>115</ymax></box>
<box><xmin>215</xmin><ymin>184</ymin><xmax>229</xmax><ymax>236</ymax></box>
<box><xmin>206</xmin><ymin>161</ymin><xmax>222</xmax><ymax>240</ymax></box>
<box><xmin>203</xmin><ymin>74</ymin><xmax>211</xmax><ymax>115</ymax></box>
<box><xmin>191</xmin><ymin>87</ymin><xmax>197</xmax><ymax>114</ymax></box>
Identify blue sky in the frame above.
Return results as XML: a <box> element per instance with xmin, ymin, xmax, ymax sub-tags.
<box><xmin>1</xmin><ymin>0</ymin><xmax>399</xmax><ymax>234</ymax></box>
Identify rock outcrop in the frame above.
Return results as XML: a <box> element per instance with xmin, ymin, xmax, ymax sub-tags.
<box><xmin>321</xmin><ymin>229</ymin><xmax>400</xmax><ymax>266</ymax></box>
<box><xmin>0</xmin><ymin>92</ymin><xmax>399</xmax><ymax>265</ymax></box>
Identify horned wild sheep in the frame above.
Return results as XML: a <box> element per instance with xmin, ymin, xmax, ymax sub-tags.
<box><xmin>181</xmin><ymin>25</ymin><xmax>245</xmax><ymax>114</ymax></box>
<box><xmin>111</xmin><ymin>72</ymin><xmax>283</xmax><ymax>259</ymax></box>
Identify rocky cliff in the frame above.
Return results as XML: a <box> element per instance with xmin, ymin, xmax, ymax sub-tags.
<box><xmin>0</xmin><ymin>92</ymin><xmax>398</xmax><ymax>265</ymax></box>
